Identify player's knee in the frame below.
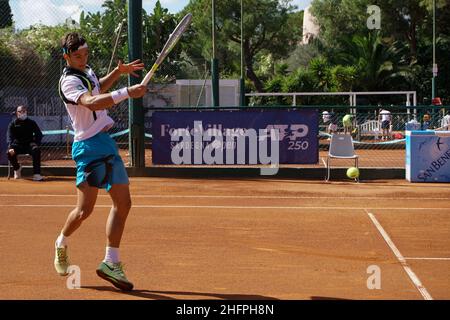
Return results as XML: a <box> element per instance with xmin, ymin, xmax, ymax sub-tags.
<box><xmin>75</xmin><ymin>206</ymin><xmax>93</xmax><ymax>221</ymax></box>
<box><xmin>115</xmin><ymin>197</ymin><xmax>132</xmax><ymax>213</ymax></box>
<box><xmin>122</xmin><ymin>198</ymin><xmax>132</xmax><ymax>212</ymax></box>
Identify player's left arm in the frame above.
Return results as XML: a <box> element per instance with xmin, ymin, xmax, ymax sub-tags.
<box><xmin>99</xmin><ymin>60</ymin><xmax>145</xmax><ymax>94</ymax></box>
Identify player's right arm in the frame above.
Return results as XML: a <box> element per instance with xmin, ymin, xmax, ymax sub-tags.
<box><xmin>79</xmin><ymin>84</ymin><xmax>147</xmax><ymax>111</ymax></box>
<box><xmin>61</xmin><ymin>75</ymin><xmax>147</xmax><ymax>111</ymax></box>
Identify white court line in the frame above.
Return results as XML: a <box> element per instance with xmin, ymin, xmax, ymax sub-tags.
<box><xmin>366</xmin><ymin>210</ymin><xmax>433</xmax><ymax>300</ymax></box>
<box><xmin>0</xmin><ymin>204</ymin><xmax>450</xmax><ymax>211</ymax></box>
<box><xmin>0</xmin><ymin>194</ymin><xmax>449</xmax><ymax>201</ymax></box>
<box><xmin>128</xmin><ymin>177</ymin><xmax>450</xmax><ymax>187</ymax></box>
<box><xmin>405</xmin><ymin>257</ymin><xmax>450</xmax><ymax>261</ymax></box>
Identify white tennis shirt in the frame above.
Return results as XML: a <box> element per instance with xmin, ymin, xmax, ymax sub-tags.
<box><xmin>380</xmin><ymin>109</ymin><xmax>392</xmax><ymax>122</ymax></box>
<box><xmin>59</xmin><ymin>66</ymin><xmax>114</xmax><ymax>142</ymax></box>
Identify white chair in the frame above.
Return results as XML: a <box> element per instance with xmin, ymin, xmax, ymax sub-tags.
<box><xmin>358</xmin><ymin>120</ymin><xmax>382</xmax><ymax>140</ymax></box>
<box><xmin>326</xmin><ymin>134</ymin><xmax>359</xmax><ymax>182</ymax></box>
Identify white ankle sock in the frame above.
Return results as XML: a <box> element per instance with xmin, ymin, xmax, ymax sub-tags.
<box><xmin>55</xmin><ymin>233</ymin><xmax>67</xmax><ymax>248</ymax></box>
<box><xmin>104</xmin><ymin>247</ymin><xmax>120</xmax><ymax>264</ymax></box>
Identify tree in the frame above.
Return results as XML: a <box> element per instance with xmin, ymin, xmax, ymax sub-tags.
<box><xmin>310</xmin><ymin>0</ymin><xmax>447</xmax><ymax>69</ymax></box>
<box><xmin>308</xmin><ymin>0</ymin><xmax>450</xmax><ymax>102</ymax></box>
<box><xmin>79</xmin><ymin>0</ymin><xmax>181</xmax><ymax>82</ymax></box>
<box><xmin>80</xmin><ymin>0</ymin><xmax>129</xmax><ymax>75</ymax></box>
<box><xmin>142</xmin><ymin>1</ymin><xmax>180</xmax><ymax>82</ymax></box>
<box><xmin>369</xmin><ymin>0</ymin><xmax>429</xmax><ymax>60</ymax></box>
<box><xmin>181</xmin><ymin>0</ymin><xmax>301</xmax><ymax>92</ymax></box>
<box><xmin>0</xmin><ymin>0</ymin><xmax>13</xmax><ymax>28</ymax></box>
<box><xmin>336</xmin><ymin>32</ymin><xmax>412</xmax><ymax>93</ymax></box>
<box><xmin>310</xmin><ymin>0</ymin><xmax>370</xmax><ymax>47</ymax></box>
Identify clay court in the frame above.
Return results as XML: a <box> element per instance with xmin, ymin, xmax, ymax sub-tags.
<box><xmin>19</xmin><ymin>145</ymin><xmax>407</xmax><ymax>169</ymax></box>
<box><xmin>0</xmin><ymin>176</ymin><xmax>449</xmax><ymax>300</ymax></box>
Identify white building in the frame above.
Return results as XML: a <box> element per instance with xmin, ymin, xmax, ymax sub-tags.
<box><xmin>302</xmin><ymin>5</ymin><xmax>320</xmax><ymax>44</ymax></box>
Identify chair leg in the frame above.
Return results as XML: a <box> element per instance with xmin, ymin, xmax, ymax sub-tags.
<box><xmin>326</xmin><ymin>157</ymin><xmax>330</xmax><ymax>181</ymax></box>
<box><xmin>7</xmin><ymin>160</ymin><xmax>11</xmax><ymax>180</ymax></box>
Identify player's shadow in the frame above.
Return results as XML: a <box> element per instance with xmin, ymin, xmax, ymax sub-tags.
<box><xmin>82</xmin><ymin>286</ymin><xmax>278</xmax><ymax>300</ymax></box>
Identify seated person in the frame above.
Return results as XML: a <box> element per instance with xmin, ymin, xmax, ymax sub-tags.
<box><xmin>7</xmin><ymin>105</ymin><xmax>44</xmax><ymax>181</ymax></box>
<box><xmin>422</xmin><ymin>113</ymin><xmax>432</xmax><ymax>131</ymax></box>
<box><xmin>322</xmin><ymin>111</ymin><xmax>338</xmax><ymax>138</ymax></box>
<box><xmin>441</xmin><ymin>110</ymin><xmax>450</xmax><ymax>130</ymax></box>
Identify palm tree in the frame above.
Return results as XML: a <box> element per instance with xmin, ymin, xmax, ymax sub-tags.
<box><xmin>336</xmin><ymin>31</ymin><xmax>413</xmax><ymax>92</ymax></box>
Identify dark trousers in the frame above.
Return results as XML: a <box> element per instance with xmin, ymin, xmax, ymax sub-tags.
<box><xmin>7</xmin><ymin>145</ymin><xmax>41</xmax><ymax>174</ymax></box>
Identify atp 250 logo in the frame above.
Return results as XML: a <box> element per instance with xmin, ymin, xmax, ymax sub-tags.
<box><xmin>265</xmin><ymin>124</ymin><xmax>310</xmax><ymax>151</ymax></box>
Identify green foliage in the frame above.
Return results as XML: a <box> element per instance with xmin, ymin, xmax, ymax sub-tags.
<box><xmin>181</xmin><ymin>0</ymin><xmax>301</xmax><ymax>91</ymax></box>
<box><xmin>284</xmin><ymin>39</ymin><xmax>322</xmax><ymax>71</ymax></box>
<box><xmin>335</xmin><ymin>32</ymin><xmax>413</xmax><ymax>91</ymax></box>
<box><xmin>310</xmin><ymin>0</ymin><xmax>370</xmax><ymax>46</ymax></box>
<box><xmin>2</xmin><ymin>0</ymin><xmax>449</xmax><ymax>104</ymax></box>
<box><xmin>307</xmin><ymin>0</ymin><xmax>450</xmax><ymax>102</ymax></box>
<box><xmin>80</xmin><ymin>0</ymin><xmax>129</xmax><ymax>75</ymax></box>
<box><xmin>331</xmin><ymin>65</ymin><xmax>357</xmax><ymax>92</ymax></box>
<box><xmin>0</xmin><ymin>23</ymin><xmax>75</xmax><ymax>89</ymax></box>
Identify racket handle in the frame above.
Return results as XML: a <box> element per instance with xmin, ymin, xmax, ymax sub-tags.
<box><xmin>141</xmin><ymin>64</ymin><xmax>159</xmax><ymax>86</ymax></box>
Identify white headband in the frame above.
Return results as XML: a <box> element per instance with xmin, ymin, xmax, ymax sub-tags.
<box><xmin>77</xmin><ymin>43</ymin><xmax>88</xmax><ymax>50</ymax></box>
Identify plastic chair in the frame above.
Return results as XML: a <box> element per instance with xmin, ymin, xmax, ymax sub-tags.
<box><xmin>326</xmin><ymin>134</ymin><xmax>359</xmax><ymax>182</ymax></box>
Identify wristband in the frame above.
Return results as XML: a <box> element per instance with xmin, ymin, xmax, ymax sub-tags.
<box><xmin>111</xmin><ymin>87</ymin><xmax>129</xmax><ymax>104</ymax></box>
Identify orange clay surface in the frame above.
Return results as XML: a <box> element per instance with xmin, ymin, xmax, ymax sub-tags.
<box><xmin>0</xmin><ymin>176</ymin><xmax>449</xmax><ymax>300</ymax></box>
<box><xmin>27</xmin><ymin>146</ymin><xmax>407</xmax><ymax>168</ymax></box>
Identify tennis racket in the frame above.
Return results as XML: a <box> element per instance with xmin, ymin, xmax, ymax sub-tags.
<box><xmin>141</xmin><ymin>13</ymin><xmax>193</xmax><ymax>86</ymax></box>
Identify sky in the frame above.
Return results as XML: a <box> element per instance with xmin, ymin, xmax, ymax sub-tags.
<box><xmin>9</xmin><ymin>0</ymin><xmax>312</xmax><ymax>30</ymax></box>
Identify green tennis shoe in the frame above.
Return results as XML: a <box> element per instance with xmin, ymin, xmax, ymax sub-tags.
<box><xmin>96</xmin><ymin>261</ymin><xmax>134</xmax><ymax>291</ymax></box>
<box><xmin>54</xmin><ymin>246</ymin><xmax>70</xmax><ymax>276</ymax></box>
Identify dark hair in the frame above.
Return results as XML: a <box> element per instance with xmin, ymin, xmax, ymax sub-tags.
<box><xmin>16</xmin><ymin>105</ymin><xmax>27</xmax><ymax>111</ymax></box>
<box><xmin>61</xmin><ymin>32</ymin><xmax>86</xmax><ymax>54</ymax></box>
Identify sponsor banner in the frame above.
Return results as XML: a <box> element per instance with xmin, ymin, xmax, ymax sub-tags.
<box><xmin>0</xmin><ymin>113</ymin><xmax>12</xmax><ymax>165</ymax></box>
<box><xmin>406</xmin><ymin>130</ymin><xmax>450</xmax><ymax>182</ymax></box>
<box><xmin>152</xmin><ymin>110</ymin><xmax>318</xmax><ymax>165</ymax></box>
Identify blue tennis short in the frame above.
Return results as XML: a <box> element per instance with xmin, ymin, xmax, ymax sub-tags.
<box><xmin>72</xmin><ymin>132</ymin><xmax>129</xmax><ymax>191</ymax></box>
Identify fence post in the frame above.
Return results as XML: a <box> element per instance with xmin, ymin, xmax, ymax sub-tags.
<box><xmin>128</xmin><ymin>0</ymin><xmax>145</xmax><ymax>168</ymax></box>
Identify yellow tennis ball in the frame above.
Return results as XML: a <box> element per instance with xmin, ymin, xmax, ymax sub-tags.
<box><xmin>347</xmin><ymin>167</ymin><xmax>359</xmax><ymax>179</ymax></box>
<box><xmin>343</xmin><ymin>114</ymin><xmax>352</xmax><ymax>126</ymax></box>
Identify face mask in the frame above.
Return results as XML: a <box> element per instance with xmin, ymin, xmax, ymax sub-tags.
<box><xmin>18</xmin><ymin>113</ymin><xmax>27</xmax><ymax>120</ymax></box>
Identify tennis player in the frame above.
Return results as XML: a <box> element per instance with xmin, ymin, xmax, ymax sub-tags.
<box><xmin>54</xmin><ymin>32</ymin><xmax>146</xmax><ymax>291</ymax></box>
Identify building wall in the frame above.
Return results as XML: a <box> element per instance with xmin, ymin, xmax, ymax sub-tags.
<box><xmin>302</xmin><ymin>5</ymin><xmax>320</xmax><ymax>44</ymax></box>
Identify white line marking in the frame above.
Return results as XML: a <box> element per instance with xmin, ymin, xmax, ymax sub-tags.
<box><xmin>0</xmin><ymin>194</ymin><xmax>448</xmax><ymax>201</ymax></box>
<box><xmin>321</xmin><ymin>157</ymin><xmax>327</xmax><ymax>168</ymax></box>
<box><xmin>0</xmin><ymin>204</ymin><xmax>449</xmax><ymax>211</ymax></box>
<box><xmin>405</xmin><ymin>257</ymin><xmax>450</xmax><ymax>261</ymax></box>
<box><xmin>366</xmin><ymin>210</ymin><xmax>433</xmax><ymax>300</ymax></box>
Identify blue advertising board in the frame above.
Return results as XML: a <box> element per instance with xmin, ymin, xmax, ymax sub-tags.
<box><xmin>152</xmin><ymin>110</ymin><xmax>319</xmax><ymax>165</ymax></box>
<box><xmin>406</xmin><ymin>130</ymin><xmax>450</xmax><ymax>182</ymax></box>
<box><xmin>0</xmin><ymin>113</ymin><xmax>12</xmax><ymax>165</ymax></box>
